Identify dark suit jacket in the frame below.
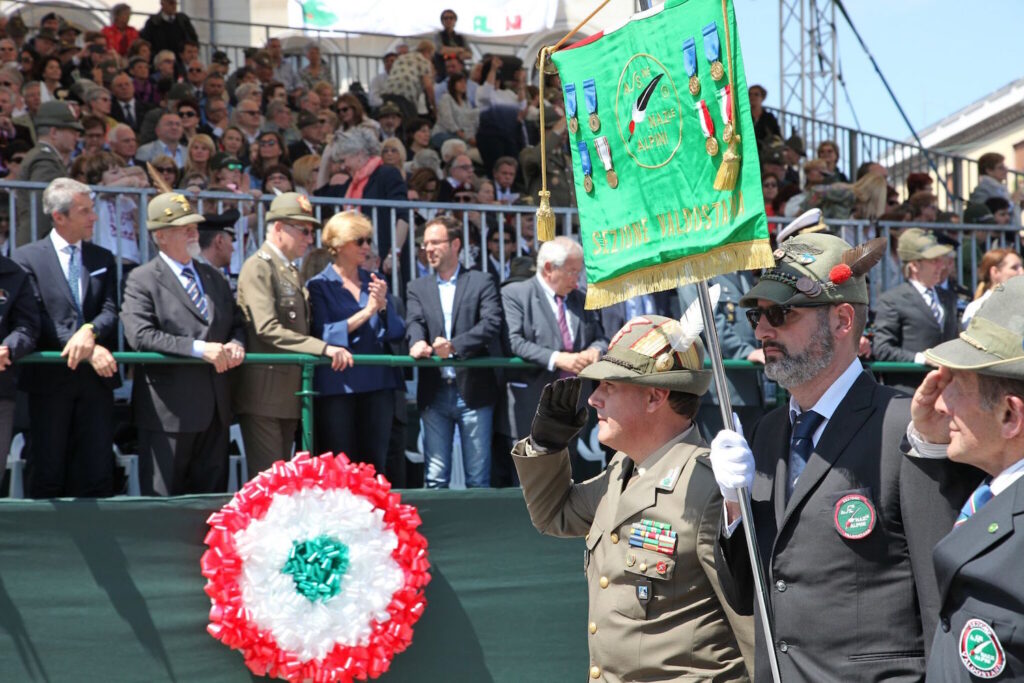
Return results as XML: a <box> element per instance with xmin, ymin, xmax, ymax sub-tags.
<box><xmin>111</xmin><ymin>98</ymin><xmax>156</xmax><ymax>131</ymax></box>
<box><xmin>0</xmin><ymin>256</ymin><xmax>39</xmax><ymax>397</ymax></box>
<box><xmin>287</xmin><ymin>139</ymin><xmax>321</xmax><ymax>162</ymax></box>
<box><xmin>120</xmin><ymin>256</ymin><xmax>245</xmax><ymax>433</ymax></box>
<box><xmin>715</xmin><ymin>371</ymin><xmax>982</xmax><ymax>682</ymax></box>
<box><xmin>15</xmin><ymin>142</ymin><xmax>66</xmax><ymax>247</ymax></box>
<box><xmin>927</xmin><ymin>476</ymin><xmax>1024</xmax><ymax>681</ymax></box>
<box><xmin>502</xmin><ymin>276</ymin><xmax>608</xmax><ymax>439</ymax></box>
<box><xmin>405</xmin><ymin>266</ymin><xmax>503</xmax><ymax>410</ymax></box>
<box><xmin>873</xmin><ymin>281</ymin><xmax>959</xmax><ymax>362</ymax></box>
<box><xmin>13</xmin><ymin>236</ymin><xmax>119</xmax><ymax>392</ymax></box>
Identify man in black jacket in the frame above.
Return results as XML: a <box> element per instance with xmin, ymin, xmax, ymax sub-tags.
<box><xmin>0</xmin><ymin>255</ymin><xmax>39</xmax><ymax>459</ymax></box>
<box><xmin>139</xmin><ymin>0</ymin><xmax>198</xmax><ymax>58</ymax></box>
<box><xmin>14</xmin><ymin>178</ymin><xmax>120</xmax><ymax>498</ymax></box>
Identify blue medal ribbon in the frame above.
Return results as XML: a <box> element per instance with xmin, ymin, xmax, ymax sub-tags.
<box><xmin>702</xmin><ymin>22</ymin><xmax>720</xmax><ymax>62</ymax></box>
<box><xmin>577</xmin><ymin>141</ymin><xmax>593</xmax><ymax>176</ymax></box>
<box><xmin>564</xmin><ymin>83</ymin><xmax>577</xmax><ymax>119</ymax></box>
<box><xmin>583</xmin><ymin>78</ymin><xmax>598</xmax><ymax>116</ymax></box>
<box><xmin>682</xmin><ymin>38</ymin><xmax>697</xmax><ymax>77</ymax></box>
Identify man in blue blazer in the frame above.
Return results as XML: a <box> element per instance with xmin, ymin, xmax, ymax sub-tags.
<box><xmin>14</xmin><ymin>178</ymin><xmax>120</xmax><ymax>497</ymax></box>
<box><xmin>406</xmin><ymin>215</ymin><xmax>503</xmax><ymax>488</ymax></box>
<box><xmin>909</xmin><ymin>277</ymin><xmax>1024</xmax><ymax>681</ymax></box>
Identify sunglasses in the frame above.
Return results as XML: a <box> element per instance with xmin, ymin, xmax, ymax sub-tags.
<box><xmin>259</xmin><ymin>138</ymin><xmax>278</xmax><ymax>147</ymax></box>
<box><xmin>317</xmin><ymin>118</ymin><xmax>328</xmax><ymax>124</ymax></box>
<box><xmin>188</xmin><ymin>67</ymin><xmax>204</xmax><ymax>73</ymax></box>
<box><xmin>179</xmin><ymin>110</ymin><xmax>197</xmax><ymax>118</ymax></box>
<box><xmin>338</xmin><ymin>106</ymin><xmax>352</xmax><ymax>113</ymax></box>
<box><xmin>155</xmin><ymin>166</ymin><xmax>176</xmax><ymax>173</ymax></box>
<box><xmin>745</xmin><ymin>304</ymin><xmax>827</xmax><ymax>328</ymax></box>
<box><xmin>284</xmin><ymin>223</ymin><xmax>314</xmax><ymax>237</ymax></box>
<box><xmin>221</xmin><ymin>162</ymin><xmax>243</xmax><ymax>171</ymax></box>
<box><xmin>352</xmin><ymin>237</ymin><xmax>371</xmax><ymax>246</ymax></box>
<box><xmin>10</xmin><ymin>156</ymin><xmax>24</xmax><ymax>163</ymax></box>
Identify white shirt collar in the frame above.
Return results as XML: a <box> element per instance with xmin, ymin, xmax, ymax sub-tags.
<box><xmin>536</xmin><ymin>272</ymin><xmax>558</xmax><ymax>300</ymax></box>
<box><xmin>436</xmin><ymin>263</ymin><xmax>460</xmax><ymax>285</ymax></box>
<box><xmin>158</xmin><ymin>250</ymin><xmax>193</xmax><ymax>275</ymax></box>
<box><xmin>991</xmin><ymin>457</ymin><xmax>1024</xmax><ymax>496</ymax></box>
<box><xmin>49</xmin><ymin>228</ymin><xmax>79</xmax><ymax>252</ymax></box>
<box><xmin>788</xmin><ymin>357</ymin><xmax>863</xmax><ymax>422</ymax></box>
<box><xmin>908</xmin><ymin>278</ymin><xmax>931</xmax><ymax>297</ymax></box>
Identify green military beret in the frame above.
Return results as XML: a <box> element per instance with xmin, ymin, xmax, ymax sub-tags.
<box><xmin>926</xmin><ymin>277</ymin><xmax>1024</xmax><ymax>381</ymax></box>
<box><xmin>579</xmin><ymin>315</ymin><xmax>711</xmax><ymax>395</ymax></box>
<box><xmin>266</xmin><ymin>192</ymin><xmax>321</xmax><ymax>227</ymax></box>
<box><xmin>146</xmin><ymin>192</ymin><xmax>205</xmax><ymax>231</ymax></box>
<box><xmin>741</xmin><ymin>233</ymin><xmax>885</xmax><ymax>307</ymax></box>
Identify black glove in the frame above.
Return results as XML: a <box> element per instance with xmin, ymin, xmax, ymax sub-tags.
<box><xmin>530</xmin><ymin>378</ymin><xmax>587</xmax><ymax>451</ymax></box>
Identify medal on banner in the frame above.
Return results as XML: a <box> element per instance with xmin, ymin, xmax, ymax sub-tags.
<box><xmin>578</xmin><ymin>141</ymin><xmax>595</xmax><ymax>193</ymax></box>
<box><xmin>564</xmin><ymin>82</ymin><xmax>579</xmax><ymax>134</ymax></box>
<box><xmin>716</xmin><ymin>84</ymin><xmax>734</xmax><ymax>143</ymax></box>
<box><xmin>682</xmin><ymin>37</ymin><xmax>700</xmax><ymax>96</ymax></box>
<box><xmin>583</xmin><ymin>78</ymin><xmax>600</xmax><ymax>132</ymax></box>
<box><xmin>695</xmin><ymin>100</ymin><xmax>719</xmax><ymax>156</ymax></box>
<box><xmin>703</xmin><ymin>22</ymin><xmax>725</xmax><ymax>81</ymax></box>
<box><xmin>593</xmin><ymin>136</ymin><xmax>618</xmax><ymax>189</ymax></box>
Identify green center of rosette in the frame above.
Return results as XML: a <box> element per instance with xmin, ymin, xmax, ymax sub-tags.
<box><xmin>281</xmin><ymin>535</ymin><xmax>350</xmax><ymax>603</ymax></box>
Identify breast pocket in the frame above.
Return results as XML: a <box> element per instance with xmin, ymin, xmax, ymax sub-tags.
<box><xmin>616</xmin><ymin>548</ymin><xmax>676</xmax><ymax>620</ymax></box>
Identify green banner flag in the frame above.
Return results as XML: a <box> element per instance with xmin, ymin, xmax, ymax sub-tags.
<box><xmin>550</xmin><ymin>0</ymin><xmax>773</xmax><ymax>308</ymax></box>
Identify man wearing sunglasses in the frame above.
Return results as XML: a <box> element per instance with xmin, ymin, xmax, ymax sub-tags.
<box><xmin>233</xmin><ymin>192</ymin><xmax>353</xmax><ymax>478</ymax></box>
<box><xmin>709</xmin><ymin>232</ymin><xmax>981</xmax><ymax>682</ymax></box>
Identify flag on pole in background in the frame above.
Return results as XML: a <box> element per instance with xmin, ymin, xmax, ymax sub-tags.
<box><xmin>550</xmin><ymin>0</ymin><xmax>773</xmax><ymax>308</ymax></box>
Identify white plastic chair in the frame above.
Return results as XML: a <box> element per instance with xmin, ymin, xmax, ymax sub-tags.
<box><xmin>113</xmin><ymin>444</ymin><xmax>141</xmax><ymax>496</ymax></box>
<box><xmin>228</xmin><ymin>423</ymin><xmax>249</xmax><ymax>492</ymax></box>
<box><xmin>6</xmin><ymin>432</ymin><xmax>24</xmax><ymax>499</ymax></box>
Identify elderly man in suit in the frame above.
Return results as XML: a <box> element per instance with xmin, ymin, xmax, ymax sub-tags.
<box><xmin>709</xmin><ymin>233</ymin><xmax>982</xmax><ymax>681</ymax></box>
<box><xmin>907</xmin><ymin>277</ymin><xmax>1024</xmax><ymax>680</ymax></box>
<box><xmin>233</xmin><ymin>193</ymin><xmax>353</xmax><ymax>476</ymax></box>
<box><xmin>14</xmin><ymin>178</ymin><xmax>120</xmax><ymax>497</ymax></box>
<box><xmin>514</xmin><ymin>318</ymin><xmax>753</xmax><ymax>682</ymax></box>
<box><xmin>120</xmin><ymin>193</ymin><xmax>246</xmax><ymax>495</ymax></box>
<box><xmin>109</xmin><ymin>71</ymin><xmax>155</xmax><ymax>133</ymax></box>
<box><xmin>406</xmin><ymin>215</ymin><xmax>503</xmax><ymax>488</ymax></box>
<box><xmin>873</xmin><ymin>228</ymin><xmax>959</xmax><ymax>391</ymax></box>
<box><xmin>15</xmin><ymin>101</ymin><xmax>82</xmax><ymax>248</ymax></box>
<box><xmin>502</xmin><ymin>236</ymin><xmax>608</xmax><ymax>451</ymax></box>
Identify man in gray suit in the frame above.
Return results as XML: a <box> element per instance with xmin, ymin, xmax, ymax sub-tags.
<box><xmin>502</xmin><ymin>236</ymin><xmax>607</xmax><ymax>474</ymax></box>
<box><xmin>121</xmin><ymin>192</ymin><xmax>246</xmax><ymax>495</ymax></box>
<box><xmin>15</xmin><ymin>101</ymin><xmax>82</xmax><ymax>248</ymax></box>
<box><xmin>873</xmin><ymin>228</ymin><xmax>959</xmax><ymax>392</ymax></box>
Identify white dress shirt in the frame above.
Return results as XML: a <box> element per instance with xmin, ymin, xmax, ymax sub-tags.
<box><xmin>437</xmin><ymin>264</ymin><xmax>460</xmax><ymax>380</ymax></box>
<box><xmin>158</xmin><ymin>251</ymin><xmax>209</xmax><ymax>358</ymax></box>
<box><xmin>536</xmin><ymin>273</ymin><xmax>577</xmax><ymax>372</ymax></box>
<box><xmin>49</xmin><ymin>229</ymin><xmax>83</xmax><ymax>308</ymax></box>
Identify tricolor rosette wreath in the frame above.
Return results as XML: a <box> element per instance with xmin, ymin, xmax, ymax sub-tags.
<box><xmin>201</xmin><ymin>452</ymin><xmax>430</xmax><ymax>682</ymax></box>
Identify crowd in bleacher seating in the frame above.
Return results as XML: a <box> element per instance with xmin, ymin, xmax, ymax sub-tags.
<box><xmin>0</xmin><ymin>5</ymin><xmax>1020</xmax><ymax>498</ymax></box>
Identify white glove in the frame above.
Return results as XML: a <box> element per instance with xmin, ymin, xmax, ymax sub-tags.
<box><xmin>709</xmin><ymin>414</ymin><xmax>754</xmax><ymax>503</ymax></box>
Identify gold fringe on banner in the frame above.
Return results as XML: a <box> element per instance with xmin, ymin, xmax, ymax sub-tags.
<box><xmin>583</xmin><ymin>239</ymin><xmax>775</xmax><ymax>309</ymax></box>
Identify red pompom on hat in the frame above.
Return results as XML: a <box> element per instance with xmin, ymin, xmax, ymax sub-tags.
<box><xmin>829</xmin><ymin>264</ymin><xmax>853</xmax><ymax>285</ymax></box>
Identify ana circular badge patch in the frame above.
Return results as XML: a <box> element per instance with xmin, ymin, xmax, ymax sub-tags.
<box><xmin>833</xmin><ymin>494</ymin><xmax>876</xmax><ymax>540</ymax></box>
<box><xmin>959</xmin><ymin>618</ymin><xmax>1006</xmax><ymax>679</ymax></box>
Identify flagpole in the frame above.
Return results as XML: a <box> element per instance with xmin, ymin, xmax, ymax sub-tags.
<box><xmin>696</xmin><ymin>281</ymin><xmax>783</xmax><ymax>683</ymax></box>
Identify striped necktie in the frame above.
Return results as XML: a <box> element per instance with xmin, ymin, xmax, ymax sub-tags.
<box><xmin>66</xmin><ymin>244</ymin><xmax>84</xmax><ymax>326</ymax></box>
<box><xmin>954</xmin><ymin>479</ymin><xmax>993</xmax><ymax>528</ymax></box>
<box><xmin>926</xmin><ymin>288</ymin><xmax>943</xmax><ymax>326</ymax></box>
<box><xmin>182</xmin><ymin>267</ymin><xmax>209</xmax><ymax>321</ymax></box>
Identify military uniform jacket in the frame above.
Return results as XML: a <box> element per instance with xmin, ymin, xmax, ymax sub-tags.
<box><xmin>715</xmin><ymin>371</ymin><xmax>982</xmax><ymax>682</ymax></box>
<box><xmin>15</xmin><ymin>142</ymin><xmax>66</xmax><ymax>247</ymax></box>
<box><xmin>514</xmin><ymin>428</ymin><xmax>753</xmax><ymax>682</ymax></box>
<box><xmin>927</xmin><ymin>474</ymin><xmax>1024</xmax><ymax>681</ymax></box>
<box><xmin>233</xmin><ymin>244</ymin><xmax>326</xmax><ymax>419</ymax></box>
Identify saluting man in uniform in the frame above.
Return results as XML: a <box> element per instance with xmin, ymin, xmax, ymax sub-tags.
<box><xmin>514</xmin><ymin>315</ymin><xmax>753</xmax><ymax>682</ymax></box>
<box><xmin>908</xmin><ymin>277</ymin><xmax>1024</xmax><ymax>681</ymax></box>
<box><xmin>709</xmin><ymin>233</ymin><xmax>981</xmax><ymax>682</ymax></box>
<box><xmin>233</xmin><ymin>192</ymin><xmax>353</xmax><ymax>475</ymax></box>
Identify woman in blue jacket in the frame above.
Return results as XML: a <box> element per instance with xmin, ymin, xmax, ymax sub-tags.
<box><xmin>308</xmin><ymin>210</ymin><xmax>406</xmax><ymax>471</ymax></box>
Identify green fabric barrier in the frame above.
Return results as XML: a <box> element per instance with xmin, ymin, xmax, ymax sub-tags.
<box><xmin>0</xmin><ymin>490</ymin><xmax>587</xmax><ymax>682</ymax></box>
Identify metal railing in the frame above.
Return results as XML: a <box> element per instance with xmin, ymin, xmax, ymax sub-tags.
<box><xmin>767</xmin><ymin>106</ymin><xmax>1024</xmax><ymax>212</ymax></box>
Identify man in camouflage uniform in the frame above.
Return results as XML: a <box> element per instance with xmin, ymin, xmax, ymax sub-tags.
<box><xmin>233</xmin><ymin>193</ymin><xmax>352</xmax><ymax>475</ymax></box>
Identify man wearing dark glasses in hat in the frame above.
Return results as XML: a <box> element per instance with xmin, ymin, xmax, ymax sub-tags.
<box><xmin>709</xmin><ymin>231</ymin><xmax>981</xmax><ymax>682</ymax></box>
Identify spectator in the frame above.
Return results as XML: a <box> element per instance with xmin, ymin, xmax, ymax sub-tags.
<box><xmin>762</xmin><ymin>171</ymin><xmax>780</xmax><ymax>217</ymax></box>
<box><xmin>233</xmin><ymin>193</ymin><xmax>353</xmax><ymax>476</ymax></box>
<box><xmin>748</xmin><ymin>84</ymin><xmax>780</xmax><ymax>146</ymax></box>
<box><xmin>14</xmin><ymin>178</ymin><xmax>119</xmax><ymax>497</ymax></box>
<box><xmin>106</xmin><ymin>124</ymin><xmax>138</xmax><ymax>165</ymax></box>
<box><xmin>308</xmin><ymin>211</ymin><xmax>405</xmax><ymax>470</ymax></box>
<box><xmin>232</xmin><ymin>97</ymin><xmax>262</xmax><ymax>147</ymax></box>
<box><xmin>781</xmin><ymin>134</ymin><xmax>804</xmax><ymax>188</ymax></box>
<box><xmin>855</xmin><ymin>160</ymin><xmax>888</xmax><ymax>181</ymax></box>
<box><xmin>335</xmin><ymin>93</ymin><xmax>379</xmax><ymax>138</ymax></box>
<box><xmin>0</xmin><ymin>240</ymin><xmax>38</xmax><ymax>459</ymax></box>
<box><xmin>318</xmin><ymin>108</ymin><xmax>340</xmax><ymax>139</ymax></box>
<box><xmin>264</xmin><ymin>100</ymin><xmax>300</xmax><ymax>145</ymax></box>
<box><xmin>201</xmin><ymin>73</ymin><xmax>227</xmax><ymax>112</ymax></box>
<box><xmin>432</xmin><ymin>72</ymin><xmax>479</xmax><ymax>150</ymax></box>
<box><xmin>433</xmin><ymin>9</ymin><xmax>472</xmax><ymax>77</ymax></box>
<box><xmin>184</xmin><ymin>58</ymin><xmax>206</xmax><ymax>100</ymax></box>
<box><xmin>961</xmin><ymin>247</ymin><xmax>1023</xmax><ymax>327</ymax></box>
<box><xmin>18</xmin><ymin>48</ymin><xmax>39</xmax><ymax>82</ymax></box>
<box><xmin>184</xmin><ymin>133</ymin><xmax>215</xmax><ymax>182</ymax></box>
<box><xmin>176</xmin><ymin>98</ymin><xmax>210</xmax><ymax>143</ymax></box>
<box><xmin>0</xmin><ymin>39</ymin><xmax>17</xmax><ymax>67</ymax></box>
<box><xmin>368</xmin><ymin>52</ymin><xmax>397</xmax><ymax>109</ymax></box>
<box><xmin>299</xmin><ymin>43</ymin><xmax>333</xmax><ymax>92</ymax></box>
<box><xmin>261</xmin><ymin>164</ymin><xmax>293</xmax><ymax>194</ymax></box>
<box><xmin>491</xmin><ymin>156</ymin><xmax>520</xmax><ymax>204</ymax></box>
<box><xmin>291</xmin><ymin>153</ymin><xmax>320</xmax><ymax>195</ymax></box>
<box><xmin>137</xmin><ymin>81</ymin><xmax>193</xmax><ymax>144</ymax></box>
<box><xmin>197</xmin><ymin>209</ymin><xmax>238</xmax><ymax>273</ymax></box>
<box><xmin>121</xmin><ymin>192</ymin><xmax>245</xmax><ymax>495</ymax></box>
<box><xmin>380</xmin><ymin>40</ymin><xmax>436</xmax><ymax>121</ymax></box>
<box><xmin>406</xmin><ymin>214</ymin><xmax>504</xmax><ymax>487</ymax></box>
<box><xmin>31</xmin><ymin>30</ymin><xmax>59</xmax><ymax>60</ymax></box>
<box><xmin>502</xmin><ymin>236</ymin><xmax>608</xmax><ymax>472</ymax></box>
<box><xmin>483</xmin><ymin>224</ymin><xmax>515</xmax><ymax>280</ymax></box>
<box><xmin>136</xmin><ymin>111</ymin><xmax>185</xmax><ymax>166</ymax></box>
<box><xmin>908</xmin><ymin>190</ymin><xmax>938</xmax><ymax>223</ymax></box>
<box><xmin>261</xmin><ymin>80</ymin><xmax>287</xmax><ymax>110</ymax></box>
<box><xmin>128</xmin><ymin>57</ymin><xmax>158</xmax><ymax>106</ymax></box>
<box><xmin>216</xmin><ymin>131</ymin><xmax>248</xmax><ymax>171</ymax></box>
<box><xmin>906</xmin><ymin>172</ymin><xmax>933</xmax><ymax>196</ymax></box>
<box><xmin>440</xmin><ymin>138</ymin><xmax>468</xmax><ymax>166</ymax></box>
<box><xmin>476</xmin><ymin>55</ymin><xmax>528</xmax><ymax>174</ymax></box>
<box><xmin>985</xmin><ymin>196</ymin><xmax>1013</xmax><ymax>225</ymax></box>
<box><xmin>380</xmin><ymin>137</ymin><xmax>407</xmax><ymax>179</ymax></box>
<box><xmin>127</xmin><ymin>38</ymin><xmax>152</xmax><ymax>64</ymax></box>
<box><xmin>296</xmin><ymin>89</ymin><xmax>321</xmax><ymax>114</ymax></box>
<box><xmin>140</xmin><ymin>0</ymin><xmax>198</xmax><ymax>59</ymax></box>
<box><xmin>873</xmin><ymin>228</ymin><xmax>959</xmax><ymax>390</ymax></box>
<box><xmin>110</xmin><ymin>71</ymin><xmax>153</xmax><ymax>132</ymax></box>
<box><xmin>204</xmin><ymin>97</ymin><xmax>230</xmax><ymax>140</ymax></box>
<box><xmin>816</xmin><ymin>140</ymin><xmax>849</xmax><ymax>182</ymax></box>
<box><xmin>783</xmin><ymin>158</ymin><xmax>829</xmax><ymax>217</ymax></box>
<box><xmin>37</xmin><ymin>55</ymin><xmax>65</xmax><ymax>103</ymax></box>
<box><xmin>0</xmin><ymin>85</ymin><xmax>32</xmax><ymax>151</ymax></box>
<box><xmin>15</xmin><ymin>100</ymin><xmax>82</xmax><ymax>246</ymax></box>
<box><xmin>21</xmin><ymin>80</ymin><xmax>42</xmax><ymax>120</ymax></box>
<box><xmin>265</xmin><ymin>37</ymin><xmax>300</xmax><ymax>92</ymax></box>
<box><xmin>246</xmin><ymin>130</ymin><xmax>289</xmax><ymax>188</ymax></box>
<box><xmin>102</xmin><ymin>4</ymin><xmax>138</xmax><ymax>57</ymax></box>
<box><xmin>405</xmin><ymin>117</ymin><xmax>432</xmax><ymax>159</ymax></box>
<box><xmin>209</xmin><ymin>51</ymin><xmax>231</xmax><ymax>78</ymax></box>
<box><xmin>83</xmin><ymin>151</ymin><xmax>145</xmax><ymax>266</ymax></box>
<box><xmin>287</xmin><ymin>110</ymin><xmax>323</xmax><ymax>160</ymax></box>
<box><xmin>76</xmin><ymin>115</ymin><xmax>107</xmax><ymax>158</ymax></box>
<box><xmin>316</xmin><ymin>128</ymin><xmax>408</xmax><ymax>279</ymax></box>
<box><xmin>520</xmin><ymin>111</ymin><xmax>574</xmax><ymax>208</ymax></box>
